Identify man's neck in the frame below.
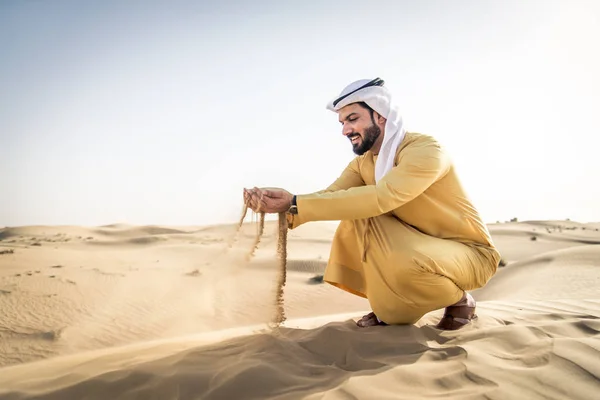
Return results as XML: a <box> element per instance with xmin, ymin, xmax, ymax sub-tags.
<box><xmin>371</xmin><ymin>137</ymin><xmax>384</xmax><ymax>155</ymax></box>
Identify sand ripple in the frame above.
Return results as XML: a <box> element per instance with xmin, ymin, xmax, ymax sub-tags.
<box><xmin>0</xmin><ymin>300</ymin><xmax>598</xmax><ymax>399</ymax></box>
<box><xmin>0</xmin><ymin>221</ymin><xmax>599</xmax><ymax>399</ymax></box>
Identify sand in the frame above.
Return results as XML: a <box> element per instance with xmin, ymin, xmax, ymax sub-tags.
<box><xmin>0</xmin><ymin>219</ymin><xmax>599</xmax><ymax>399</ymax></box>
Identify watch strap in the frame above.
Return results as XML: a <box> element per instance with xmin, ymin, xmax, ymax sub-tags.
<box><xmin>289</xmin><ymin>195</ymin><xmax>298</xmax><ymax>215</ymax></box>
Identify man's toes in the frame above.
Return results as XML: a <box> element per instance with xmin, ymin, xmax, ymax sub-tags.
<box><xmin>357</xmin><ymin>313</ymin><xmax>375</xmax><ymax>327</ymax></box>
<box><xmin>357</xmin><ymin>319</ymin><xmax>376</xmax><ymax>327</ymax></box>
<box><xmin>356</xmin><ymin>312</ymin><xmax>384</xmax><ymax>327</ymax></box>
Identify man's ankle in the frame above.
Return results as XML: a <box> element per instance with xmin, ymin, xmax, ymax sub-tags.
<box><xmin>451</xmin><ymin>292</ymin><xmax>475</xmax><ymax>307</ymax></box>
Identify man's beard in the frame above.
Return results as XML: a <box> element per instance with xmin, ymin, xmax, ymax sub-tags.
<box><xmin>349</xmin><ymin>123</ymin><xmax>381</xmax><ymax>155</ymax></box>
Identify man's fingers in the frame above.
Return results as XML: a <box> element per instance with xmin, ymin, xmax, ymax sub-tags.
<box><xmin>243</xmin><ymin>187</ymin><xmax>287</xmax><ymax>213</ymax></box>
<box><xmin>249</xmin><ymin>187</ymin><xmax>262</xmax><ymax>200</ymax></box>
<box><xmin>244</xmin><ymin>188</ymin><xmax>260</xmax><ymax>204</ymax></box>
<box><xmin>246</xmin><ymin>190</ymin><xmax>267</xmax><ymax>212</ymax></box>
<box><xmin>259</xmin><ymin>198</ymin><xmax>268</xmax><ymax>210</ymax></box>
<box><xmin>255</xmin><ymin>189</ymin><xmax>264</xmax><ymax>212</ymax></box>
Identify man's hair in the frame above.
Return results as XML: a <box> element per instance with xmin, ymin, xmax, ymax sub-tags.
<box><xmin>355</xmin><ymin>102</ymin><xmax>376</xmax><ymax>124</ymax></box>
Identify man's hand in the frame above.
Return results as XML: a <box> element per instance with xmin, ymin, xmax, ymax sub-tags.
<box><xmin>243</xmin><ymin>187</ymin><xmax>294</xmax><ymax>214</ymax></box>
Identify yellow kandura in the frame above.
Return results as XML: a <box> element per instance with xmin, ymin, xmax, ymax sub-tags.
<box><xmin>287</xmin><ymin>131</ymin><xmax>501</xmax><ymax>325</ymax></box>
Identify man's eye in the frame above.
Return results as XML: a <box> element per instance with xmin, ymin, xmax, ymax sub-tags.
<box><xmin>349</xmin><ymin>118</ymin><xmax>357</xmax><ymax>122</ymax></box>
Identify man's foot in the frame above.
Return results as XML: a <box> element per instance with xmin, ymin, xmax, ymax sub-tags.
<box><xmin>356</xmin><ymin>312</ymin><xmax>388</xmax><ymax>327</ymax></box>
<box><xmin>435</xmin><ymin>292</ymin><xmax>477</xmax><ymax>331</ymax></box>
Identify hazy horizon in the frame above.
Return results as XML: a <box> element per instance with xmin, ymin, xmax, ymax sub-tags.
<box><xmin>2</xmin><ymin>0</ymin><xmax>599</xmax><ymax>227</ymax></box>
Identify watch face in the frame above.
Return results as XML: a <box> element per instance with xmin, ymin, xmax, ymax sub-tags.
<box><xmin>289</xmin><ymin>205</ymin><xmax>298</xmax><ymax>215</ymax></box>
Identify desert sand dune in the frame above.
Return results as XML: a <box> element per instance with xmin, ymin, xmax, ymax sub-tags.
<box><xmin>0</xmin><ymin>220</ymin><xmax>599</xmax><ymax>399</ymax></box>
<box><xmin>488</xmin><ymin>221</ymin><xmax>600</xmax><ymax>263</ymax></box>
<box><xmin>472</xmin><ymin>245</ymin><xmax>600</xmax><ymax>301</ymax></box>
<box><xmin>0</xmin><ymin>301</ymin><xmax>597</xmax><ymax>399</ymax></box>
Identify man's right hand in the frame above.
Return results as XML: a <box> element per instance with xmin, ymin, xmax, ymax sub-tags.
<box><xmin>243</xmin><ymin>187</ymin><xmax>264</xmax><ymax>212</ymax></box>
<box><xmin>243</xmin><ymin>187</ymin><xmax>294</xmax><ymax>213</ymax></box>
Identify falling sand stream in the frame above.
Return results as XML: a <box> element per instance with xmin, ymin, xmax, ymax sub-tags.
<box><xmin>235</xmin><ymin>199</ymin><xmax>287</xmax><ymax>327</ymax></box>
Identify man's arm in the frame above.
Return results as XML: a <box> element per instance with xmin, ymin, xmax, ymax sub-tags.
<box><xmin>320</xmin><ymin>157</ymin><xmax>365</xmax><ymax>193</ymax></box>
<box><xmin>287</xmin><ymin>157</ymin><xmax>365</xmax><ymax>228</ymax></box>
<box><xmin>294</xmin><ymin>141</ymin><xmax>450</xmax><ymax>223</ymax></box>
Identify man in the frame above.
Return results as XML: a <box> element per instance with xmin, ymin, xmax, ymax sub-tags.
<box><xmin>244</xmin><ymin>77</ymin><xmax>500</xmax><ymax>330</ymax></box>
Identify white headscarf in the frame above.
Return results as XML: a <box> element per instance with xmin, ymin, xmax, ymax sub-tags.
<box><xmin>326</xmin><ymin>78</ymin><xmax>406</xmax><ymax>183</ymax></box>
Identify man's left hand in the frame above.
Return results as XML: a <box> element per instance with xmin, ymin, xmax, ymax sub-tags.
<box><xmin>243</xmin><ymin>187</ymin><xmax>293</xmax><ymax>213</ymax></box>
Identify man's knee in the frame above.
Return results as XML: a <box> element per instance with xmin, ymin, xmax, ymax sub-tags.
<box><xmin>366</xmin><ymin>255</ymin><xmax>463</xmax><ymax>324</ymax></box>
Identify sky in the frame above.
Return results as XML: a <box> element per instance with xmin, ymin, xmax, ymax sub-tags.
<box><xmin>1</xmin><ymin>0</ymin><xmax>599</xmax><ymax>227</ymax></box>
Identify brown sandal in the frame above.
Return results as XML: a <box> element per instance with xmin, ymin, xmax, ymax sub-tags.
<box><xmin>435</xmin><ymin>304</ymin><xmax>477</xmax><ymax>330</ymax></box>
<box><xmin>356</xmin><ymin>312</ymin><xmax>388</xmax><ymax>327</ymax></box>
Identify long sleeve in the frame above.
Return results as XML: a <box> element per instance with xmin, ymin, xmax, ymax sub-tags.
<box><xmin>321</xmin><ymin>157</ymin><xmax>365</xmax><ymax>192</ymax></box>
<box><xmin>287</xmin><ymin>157</ymin><xmax>365</xmax><ymax>229</ymax></box>
<box><xmin>295</xmin><ymin>141</ymin><xmax>450</xmax><ymax>223</ymax></box>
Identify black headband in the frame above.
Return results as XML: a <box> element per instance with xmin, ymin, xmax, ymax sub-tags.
<box><xmin>332</xmin><ymin>77</ymin><xmax>385</xmax><ymax>107</ymax></box>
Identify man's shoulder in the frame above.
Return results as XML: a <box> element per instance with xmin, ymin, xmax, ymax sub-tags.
<box><xmin>401</xmin><ymin>132</ymin><xmax>442</xmax><ymax>149</ymax></box>
<box><xmin>396</xmin><ymin>132</ymin><xmax>450</xmax><ymax>161</ymax></box>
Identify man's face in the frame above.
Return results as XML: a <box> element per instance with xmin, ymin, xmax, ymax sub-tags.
<box><xmin>338</xmin><ymin>103</ymin><xmax>382</xmax><ymax>155</ymax></box>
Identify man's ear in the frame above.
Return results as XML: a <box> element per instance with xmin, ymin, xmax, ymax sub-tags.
<box><xmin>374</xmin><ymin>111</ymin><xmax>387</xmax><ymax>128</ymax></box>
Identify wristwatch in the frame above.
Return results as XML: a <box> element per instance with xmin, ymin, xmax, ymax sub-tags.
<box><xmin>288</xmin><ymin>195</ymin><xmax>298</xmax><ymax>215</ymax></box>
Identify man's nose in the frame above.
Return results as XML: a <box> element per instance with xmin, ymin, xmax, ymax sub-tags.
<box><xmin>342</xmin><ymin>123</ymin><xmax>353</xmax><ymax>136</ymax></box>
